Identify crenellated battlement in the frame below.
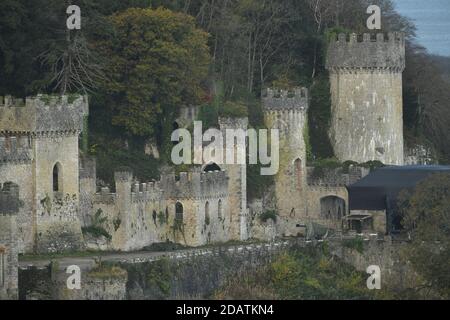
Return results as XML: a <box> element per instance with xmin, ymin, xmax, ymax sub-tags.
<box><xmin>326</xmin><ymin>32</ymin><xmax>405</xmax><ymax>72</ymax></box>
<box><xmin>0</xmin><ymin>94</ymin><xmax>89</xmax><ymax>134</ymax></box>
<box><xmin>131</xmin><ymin>181</ymin><xmax>164</xmax><ymax>203</ymax></box>
<box><xmin>94</xmin><ymin>167</ymin><xmax>228</xmax><ymax>205</ymax></box>
<box><xmin>0</xmin><ymin>136</ymin><xmax>32</xmax><ymax>163</ymax></box>
<box><xmin>262</xmin><ymin>87</ymin><xmax>309</xmax><ymax>112</ymax></box>
<box><xmin>307</xmin><ymin>166</ymin><xmax>369</xmax><ymax>187</ymax></box>
<box><xmin>79</xmin><ymin>156</ymin><xmax>96</xmax><ymax>179</ymax></box>
<box><xmin>218</xmin><ymin>117</ymin><xmax>248</xmax><ymax>130</ymax></box>
<box><xmin>0</xmin><ymin>96</ymin><xmax>26</xmax><ymax>108</ymax></box>
<box><xmin>161</xmin><ymin>168</ymin><xmax>228</xmax><ymax>200</ymax></box>
<box><xmin>0</xmin><ymin>182</ymin><xmax>20</xmax><ymax>215</ymax></box>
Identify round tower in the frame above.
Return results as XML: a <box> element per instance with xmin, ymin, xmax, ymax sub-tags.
<box><xmin>262</xmin><ymin>87</ymin><xmax>309</xmax><ymax>236</ymax></box>
<box><xmin>326</xmin><ymin>32</ymin><xmax>405</xmax><ymax>165</ymax></box>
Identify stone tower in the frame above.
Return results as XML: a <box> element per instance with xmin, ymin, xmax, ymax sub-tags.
<box><xmin>262</xmin><ymin>88</ymin><xmax>309</xmax><ymax>236</ymax></box>
<box><xmin>218</xmin><ymin>117</ymin><xmax>249</xmax><ymax>241</ymax></box>
<box><xmin>0</xmin><ymin>95</ymin><xmax>88</xmax><ymax>253</ymax></box>
<box><xmin>0</xmin><ymin>182</ymin><xmax>19</xmax><ymax>300</ymax></box>
<box><xmin>326</xmin><ymin>32</ymin><xmax>405</xmax><ymax>165</ymax></box>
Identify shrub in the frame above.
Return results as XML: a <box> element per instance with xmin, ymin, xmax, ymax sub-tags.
<box><xmin>259</xmin><ymin>210</ymin><xmax>278</xmax><ymax>223</ymax></box>
<box><xmin>219</xmin><ymin>101</ymin><xmax>248</xmax><ymax>118</ymax></box>
<box><xmin>82</xmin><ymin>225</ymin><xmax>112</xmax><ymax>241</ymax></box>
<box><xmin>342</xmin><ymin>237</ymin><xmax>365</xmax><ymax>254</ymax></box>
<box><xmin>87</xmin><ymin>264</ymin><xmax>127</xmax><ymax>280</ymax></box>
<box><xmin>310</xmin><ymin>158</ymin><xmax>342</xmax><ymax>179</ymax></box>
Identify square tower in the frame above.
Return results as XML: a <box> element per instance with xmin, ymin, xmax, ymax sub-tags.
<box><xmin>0</xmin><ymin>95</ymin><xmax>88</xmax><ymax>253</ymax></box>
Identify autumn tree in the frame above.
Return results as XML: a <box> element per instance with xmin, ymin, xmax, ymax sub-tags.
<box><xmin>96</xmin><ymin>7</ymin><xmax>210</xmax><ymax>136</ymax></box>
<box><xmin>399</xmin><ymin>172</ymin><xmax>450</xmax><ymax>298</ymax></box>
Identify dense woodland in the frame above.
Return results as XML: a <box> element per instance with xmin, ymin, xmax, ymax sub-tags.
<box><xmin>1</xmin><ymin>0</ymin><xmax>450</xmax><ymax>183</ymax></box>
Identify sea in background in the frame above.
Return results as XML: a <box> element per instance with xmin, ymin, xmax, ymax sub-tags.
<box><xmin>394</xmin><ymin>0</ymin><xmax>450</xmax><ymax>56</ymax></box>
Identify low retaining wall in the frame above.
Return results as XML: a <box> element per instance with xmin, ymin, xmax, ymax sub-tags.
<box><xmin>18</xmin><ymin>237</ymin><xmax>418</xmax><ymax>300</ymax></box>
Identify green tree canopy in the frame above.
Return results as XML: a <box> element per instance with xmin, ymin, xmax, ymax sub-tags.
<box><xmin>399</xmin><ymin>172</ymin><xmax>450</xmax><ymax>298</ymax></box>
<box><xmin>96</xmin><ymin>7</ymin><xmax>210</xmax><ymax>136</ymax></box>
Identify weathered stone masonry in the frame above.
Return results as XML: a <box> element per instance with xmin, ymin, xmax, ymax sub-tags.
<box><xmin>262</xmin><ymin>88</ymin><xmax>309</xmax><ymax>237</ymax></box>
<box><xmin>87</xmin><ymin>167</ymin><xmax>232</xmax><ymax>250</ymax></box>
<box><xmin>261</xmin><ymin>87</ymin><xmax>370</xmax><ymax>237</ymax></box>
<box><xmin>0</xmin><ymin>182</ymin><xmax>19</xmax><ymax>300</ymax></box>
<box><xmin>0</xmin><ymin>95</ymin><xmax>88</xmax><ymax>253</ymax></box>
<box><xmin>326</xmin><ymin>33</ymin><xmax>406</xmax><ymax>165</ymax></box>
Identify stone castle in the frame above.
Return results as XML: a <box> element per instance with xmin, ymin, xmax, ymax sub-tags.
<box><xmin>0</xmin><ymin>32</ymin><xmax>426</xmax><ymax>299</ymax></box>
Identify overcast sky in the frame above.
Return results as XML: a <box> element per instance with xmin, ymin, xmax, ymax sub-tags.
<box><xmin>394</xmin><ymin>0</ymin><xmax>450</xmax><ymax>56</ymax></box>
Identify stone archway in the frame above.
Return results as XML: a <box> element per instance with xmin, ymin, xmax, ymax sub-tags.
<box><xmin>202</xmin><ymin>162</ymin><xmax>221</xmax><ymax>172</ymax></box>
<box><xmin>320</xmin><ymin>196</ymin><xmax>346</xmax><ymax>220</ymax></box>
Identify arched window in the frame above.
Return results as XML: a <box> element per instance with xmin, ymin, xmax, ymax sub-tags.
<box><xmin>175</xmin><ymin>202</ymin><xmax>183</xmax><ymax>222</ymax></box>
<box><xmin>203</xmin><ymin>162</ymin><xmax>221</xmax><ymax>172</ymax></box>
<box><xmin>218</xmin><ymin>200</ymin><xmax>223</xmax><ymax>219</ymax></box>
<box><xmin>165</xmin><ymin>207</ymin><xmax>169</xmax><ymax>221</ymax></box>
<box><xmin>205</xmin><ymin>201</ymin><xmax>210</xmax><ymax>225</ymax></box>
<box><xmin>294</xmin><ymin>158</ymin><xmax>302</xmax><ymax>191</ymax></box>
<box><xmin>53</xmin><ymin>163</ymin><xmax>63</xmax><ymax>192</ymax></box>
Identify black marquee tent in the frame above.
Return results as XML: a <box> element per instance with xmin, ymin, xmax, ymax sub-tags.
<box><xmin>346</xmin><ymin>165</ymin><xmax>450</xmax><ymax>232</ymax></box>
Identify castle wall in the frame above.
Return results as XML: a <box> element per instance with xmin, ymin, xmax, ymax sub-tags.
<box><xmin>192</xmin><ymin>197</ymin><xmax>229</xmax><ymax>245</ymax></box>
<box><xmin>20</xmin><ymin>238</ymin><xmax>426</xmax><ymax>300</ymax></box>
<box><xmin>79</xmin><ymin>157</ymin><xmax>97</xmax><ymax>227</ymax></box>
<box><xmin>89</xmin><ymin>169</ymin><xmax>232</xmax><ymax>251</ymax></box>
<box><xmin>326</xmin><ymin>33</ymin><xmax>405</xmax><ymax>165</ymax></box>
<box><xmin>0</xmin><ymin>215</ymin><xmax>18</xmax><ymax>300</ymax></box>
<box><xmin>92</xmin><ymin>172</ymin><xmax>168</xmax><ymax>251</ymax></box>
<box><xmin>0</xmin><ymin>136</ymin><xmax>34</xmax><ymax>253</ymax></box>
<box><xmin>330</xmin><ymin>237</ymin><xmax>419</xmax><ymax>291</ymax></box>
<box><xmin>0</xmin><ymin>162</ymin><xmax>33</xmax><ymax>253</ymax></box>
<box><xmin>306</xmin><ymin>186</ymin><xmax>348</xmax><ymax>230</ymax></box>
<box><xmin>0</xmin><ymin>183</ymin><xmax>19</xmax><ymax>300</ymax></box>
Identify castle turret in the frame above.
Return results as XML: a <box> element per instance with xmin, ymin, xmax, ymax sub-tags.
<box><xmin>326</xmin><ymin>32</ymin><xmax>405</xmax><ymax>165</ymax></box>
<box><xmin>0</xmin><ymin>94</ymin><xmax>88</xmax><ymax>253</ymax></box>
<box><xmin>263</xmin><ymin>88</ymin><xmax>309</xmax><ymax>236</ymax></box>
<box><xmin>113</xmin><ymin>170</ymin><xmax>133</xmax><ymax>250</ymax></box>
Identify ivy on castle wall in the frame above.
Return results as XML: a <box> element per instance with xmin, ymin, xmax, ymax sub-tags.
<box><xmin>308</xmin><ymin>75</ymin><xmax>334</xmax><ymax>161</ymax></box>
